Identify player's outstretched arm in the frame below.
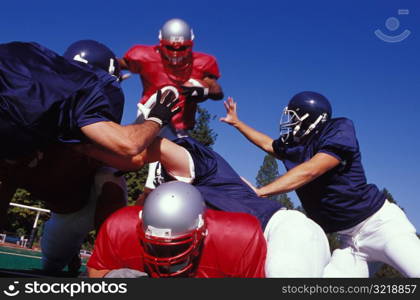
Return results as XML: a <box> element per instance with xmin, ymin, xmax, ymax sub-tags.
<box><xmin>220</xmin><ymin>97</ymin><xmax>276</xmax><ymax>155</ymax></box>
<box><xmin>81</xmin><ymin>120</ymin><xmax>161</xmax><ymax>158</ymax></box>
<box><xmin>180</xmin><ymin>77</ymin><xmax>224</xmax><ymax>103</ymax></box>
<box><xmin>257</xmin><ymin>153</ymin><xmax>340</xmax><ymax>197</ymax></box>
<box><xmin>72</xmin><ymin>143</ymin><xmax>148</xmax><ymax>171</ymax></box>
<box><xmin>81</xmin><ymin>88</ymin><xmax>180</xmax><ymax>159</ymax></box>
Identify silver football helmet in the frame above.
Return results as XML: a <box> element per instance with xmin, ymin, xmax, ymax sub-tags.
<box><xmin>158</xmin><ymin>18</ymin><xmax>194</xmax><ymax>66</ymax></box>
<box><xmin>139</xmin><ymin>181</ymin><xmax>207</xmax><ymax>277</ymax></box>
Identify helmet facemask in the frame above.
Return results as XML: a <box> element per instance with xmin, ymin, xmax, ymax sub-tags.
<box><xmin>159</xmin><ymin>39</ymin><xmax>193</xmax><ymax>67</ymax></box>
<box><xmin>158</xmin><ymin>18</ymin><xmax>194</xmax><ymax>68</ymax></box>
<box><xmin>280</xmin><ymin>107</ymin><xmax>328</xmax><ymax>143</ymax></box>
<box><xmin>139</xmin><ymin>213</ymin><xmax>207</xmax><ymax>278</ymax></box>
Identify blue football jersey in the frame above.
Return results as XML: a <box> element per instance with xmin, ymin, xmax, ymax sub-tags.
<box><xmin>272</xmin><ymin>118</ymin><xmax>385</xmax><ymax>233</ymax></box>
<box><xmin>161</xmin><ymin>137</ymin><xmax>283</xmax><ymax>229</ymax></box>
<box><xmin>0</xmin><ymin>42</ymin><xmax>124</xmax><ymax>159</ymax></box>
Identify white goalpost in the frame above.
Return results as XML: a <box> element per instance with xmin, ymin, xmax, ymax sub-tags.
<box><xmin>3</xmin><ymin>202</ymin><xmax>51</xmax><ymax>248</ymax></box>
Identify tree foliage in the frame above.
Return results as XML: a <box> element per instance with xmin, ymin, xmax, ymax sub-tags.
<box><xmin>256</xmin><ymin>154</ymin><xmax>293</xmax><ymax>208</ymax></box>
<box><xmin>4</xmin><ymin>189</ymin><xmax>48</xmax><ymax>238</ymax></box>
<box><xmin>188</xmin><ymin>106</ymin><xmax>217</xmax><ymax>148</ymax></box>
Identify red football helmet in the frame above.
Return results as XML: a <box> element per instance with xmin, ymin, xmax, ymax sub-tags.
<box><xmin>159</xmin><ymin>18</ymin><xmax>194</xmax><ymax>67</ymax></box>
<box><xmin>138</xmin><ymin>181</ymin><xmax>207</xmax><ymax>278</ymax></box>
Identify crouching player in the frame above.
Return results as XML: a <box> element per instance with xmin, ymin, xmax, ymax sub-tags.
<box><xmin>87</xmin><ymin>181</ymin><xmax>267</xmax><ymax>278</ymax></box>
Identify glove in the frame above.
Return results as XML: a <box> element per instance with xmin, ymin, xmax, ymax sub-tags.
<box><xmin>181</xmin><ymin>79</ymin><xmax>209</xmax><ymax>103</ymax></box>
<box><xmin>104</xmin><ymin>268</ymin><xmax>149</xmax><ymax>278</ymax></box>
<box><xmin>147</xmin><ymin>88</ymin><xmax>181</xmax><ymax>126</ymax></box>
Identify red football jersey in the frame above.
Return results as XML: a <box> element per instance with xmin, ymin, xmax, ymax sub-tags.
<box><xmin>123</xmin><ymin>45</ymin><xmax>221</xmax><ymax>130</ymax></box>
<box><xmin>87</xmin><ymin>206</ymin><xmax>266</xmax><ymax>278</ymax></box>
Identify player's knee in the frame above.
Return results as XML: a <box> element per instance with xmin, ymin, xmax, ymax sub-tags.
<box><xmin>94</xmin><ymin>167</ymin><xmax>127</xmax><ymax>196</ymax></box>
<box><xmin>265</xmin><ymin>253</ymin><xmax>320</xmax><ymax>277</ymax></box>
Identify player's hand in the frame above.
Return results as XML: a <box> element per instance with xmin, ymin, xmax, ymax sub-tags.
<box><xmin>240</xmin><ymin>176</ymin><xmax>259</xmax><ymax>195</ymax></box>
<box><xmin>219</xmin><ymin>97</ymin><xmax>240</xmax><ymax>126</ymax></box>
<box><xmin>181</xmin><ymin>79</ymin><xmax>209</xmax><ymax>103</ymax></box>
<box><xmin>104</xmin><ymin>268</ymin><xmax>149</xmax><ymax>278</ymax></box>
<box><xmin>147</xmin><ymin>88</ymin><xmax>181</xmax><ymax>127</ymax></box>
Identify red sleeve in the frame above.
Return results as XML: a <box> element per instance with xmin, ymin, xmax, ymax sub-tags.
<box><xmin>123</xmin><ymin>45</ymin><xmax>143</xmax><ymax>74</ymax></box>
<box><xmin>202</xmin><ymin>55</ymin><xmax>221</xmax><ymax>79</ymax></box>
<box><xmin>87</xmin><ymin>215</ymin><xmax>123</xmax><ymax>270</ymax></box>
<box><xmin>238</xmin><ymin>217</ymin><xmax>267</xmax><ymax>278</ymax></box>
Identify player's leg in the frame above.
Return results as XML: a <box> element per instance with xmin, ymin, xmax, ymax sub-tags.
<box><xmin>323</xmin><ymin>247</ymin><xmax>370</xmax><ymax>277</ymax></box>
<box><xmin>41</xmin><ymin>166</ymin><xmax>127</xmax><ymax>273</ymax></box>
<box><xmin>264</xmin><ymin>209</ymin><xmax>331</xmax><ymax>277</ymax></box>
<box><xmin>359</xmin><ymin>200</ymin><xmax>420</xmax><ymax>277</ymax></box>
<box><xmin>41</xmin><ymin>189</ymin><xmax>97</xmax><ymax>273</ymax></box>
<box><xmin>92</xmin><ymin>166</ymin><xmax>127</xmax><ymax>230</ymax></box>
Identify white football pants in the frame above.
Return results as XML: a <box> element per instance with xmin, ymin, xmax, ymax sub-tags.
<box><xmin>323</xmin><ymin>200</ymin><xmax>420</xmax><ymax>278</ymax></box>
<box><xmin>264</xmin><ymin>209</ymin><xmax>331</xmax><ymax>277</ymax></box>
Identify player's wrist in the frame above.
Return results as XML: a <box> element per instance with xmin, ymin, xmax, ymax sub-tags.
<box><xmin>145</xmin><ymin>117</ymin><xmax>163</xmax><ymax>127</ymax></box>
<box><xmin>231</xmin><ymin>119</ymin><xmax>242</xmax><ymax>128</ymax></box>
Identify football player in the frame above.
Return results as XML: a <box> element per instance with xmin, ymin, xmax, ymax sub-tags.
<box><xmin>83</xmin><ymin>130</ymin><xmax>331</xmax><ymax>277</ymax></box>
<box><xmin>87</xmin><ymin>181</ymin><xmax>267</xmax><ymax>278</ymax></box>
<box><xmin>220</xmin><ymin>93</ymin><xmax>420</xmax><ymax>277</ymax></box>
<box><xmin>0</xmin><ymin>40</ymin><xmax>179</xmax><ymax>274</ymax></box>
<box><xmin>118</xmin><ymin>18</ymin><xmax>224</xmax><ymax>191</ymax></box>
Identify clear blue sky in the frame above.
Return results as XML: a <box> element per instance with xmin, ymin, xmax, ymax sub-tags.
<box><xmin>1</xmin><ymin>0</ymin><xmax>419</xmax><ymax>230</ymax></box>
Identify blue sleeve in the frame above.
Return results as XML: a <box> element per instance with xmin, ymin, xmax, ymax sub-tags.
<box><xmin>58</xmin><ymin>76</ymin><xmax>124</xmax><ymax>144</ymax></box>
<box><xmin>318</xmin><ymin>118</ymin><xmax>359</xmax><ymax>161</ymax></box>
<box><xmin>75</xmin><ymin>81</ymin><xmax>124</xmax><ymax>128</ymax></box>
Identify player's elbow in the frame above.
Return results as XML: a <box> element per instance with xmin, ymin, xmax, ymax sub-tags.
<box><xmin>113</xmin><ymin>140</ymin><xmax>142</xmax><ymax>157</ymax></box>
<box><xmin>210</xmin><ymin>91</ymin><xmax>224</xmax><ymax>100</ymax></box>
<box><xmin>130</xmin><ymin>151</ymin><xmax>148</xmax><ymax>169</ymax></box>
<box><xmin>117</xmin><ymin>58</ymin><xmax>128</xmax><ymax>70</ymax></box>
<box><xmin>301</xmin><ymin>168</ymin><xmax>323</xmax><ymax>183</ymax></box>
<box><xmin>260</xmin><ymin>141</ymin><xmax>276</xmax><ymax>156</ymax></box>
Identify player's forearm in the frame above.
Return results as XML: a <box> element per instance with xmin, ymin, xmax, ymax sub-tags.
<box><xmin>257</xmin><ymin>154</ymin><xmax>338</xmax><ymax>197</ymax></box>
<box><xmin>203</xmin><ymin>77</ymin><xmax>224</xmax><ymax>100</ymax></box>
<box><xmin>233</xmin><ymin>120</ymin><xmax>275</xmax><ymax>155</ymax></box>
<box><xmin>257</xmin><ymin>165</ymin><xmax>314</xmax><ymax>197</ymax></box>
<box><xmin>122</xmin><ymin>121</ymin><xmax>162</xmax><ymax>155</ymax></box>
<box><xmin>82</xmin><ymin>121</ymin><xmax>161</xmax><ymax>157</ymax></box>
<box><xmin>73</xmin><ymin>144</ymin><xmax>147</xmax><ymax>171</ymax></box>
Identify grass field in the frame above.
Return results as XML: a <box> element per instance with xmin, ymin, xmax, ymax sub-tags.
<box><xmin>0</xmin><ymin>243</ymin><xmax>88</xmax><ymax>277</ymax></box>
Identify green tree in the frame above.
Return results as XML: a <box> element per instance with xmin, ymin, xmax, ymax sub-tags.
<box><xmin>124</xmin><ymin>167</ymin><xmax>148</xmax><ymax>205</ymax></box>
<box><xmin>4</xmin><ymin>188</ymin><xmax>48</xmax><ymax>237</ymax></box>
<box><xmin>256</xmin><ymin>154</ymin><xmax>293</xmax><ymax>208</ymax></box>
<box><xmin>188</xmin><ymin>106</ymin><xmax>218</xmax><ymax>148</ymax></box>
